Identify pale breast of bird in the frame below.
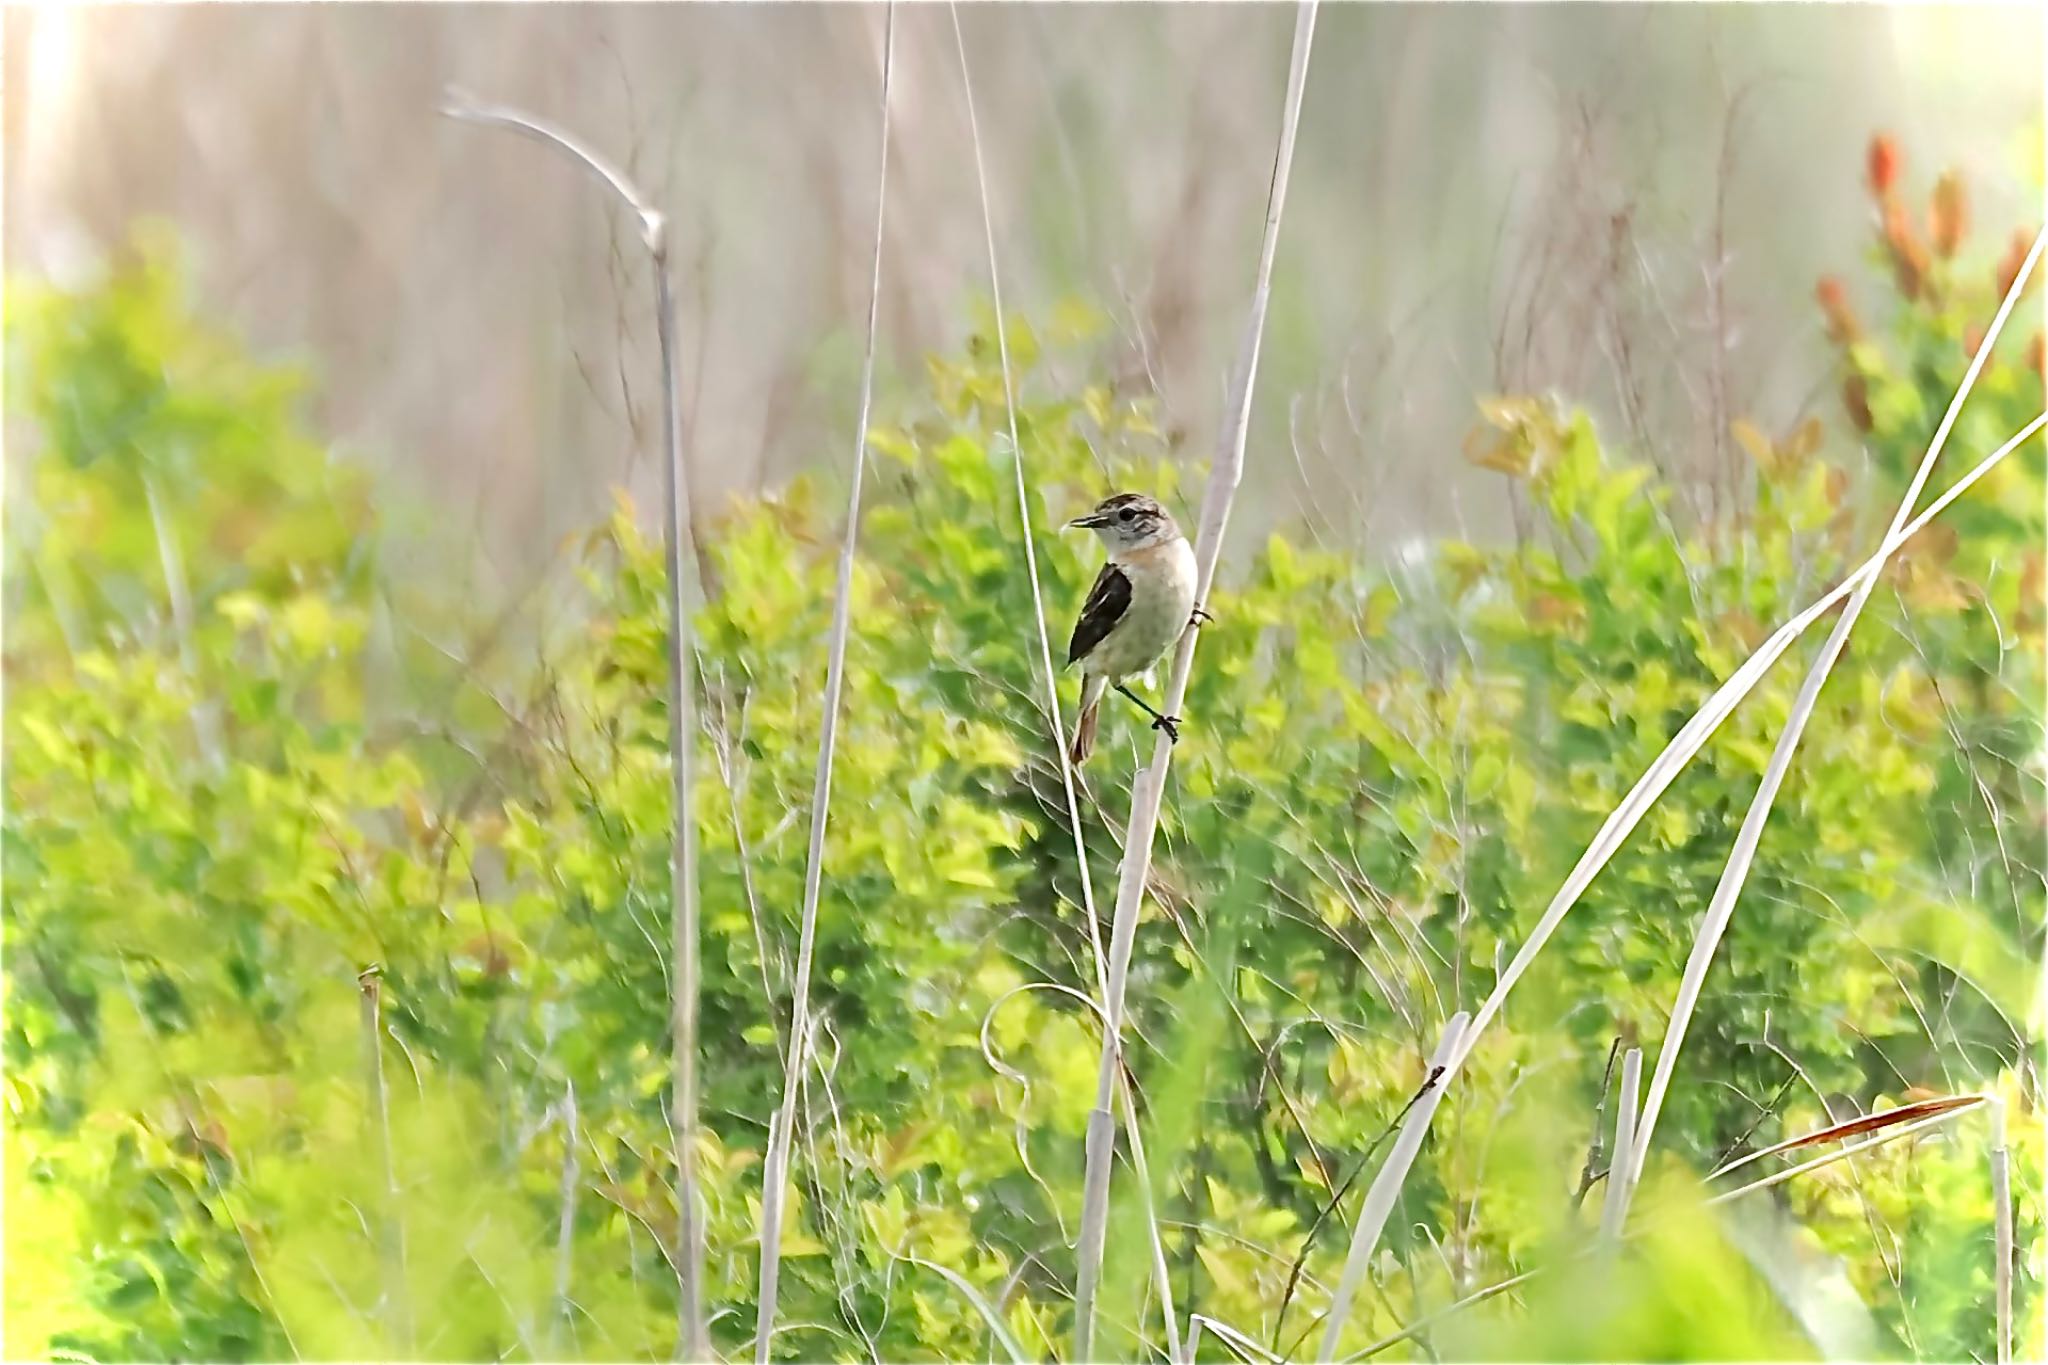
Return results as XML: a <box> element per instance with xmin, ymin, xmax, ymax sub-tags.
<box><xmin>1092</xmin><ymin>536</ymin><xmax>1199</xmax><ymax>681</ymax></box>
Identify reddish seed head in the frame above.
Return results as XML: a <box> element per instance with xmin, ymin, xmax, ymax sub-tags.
<box><xmin>1892</xmin><ymin>247</ymin><xmax>1928</xmax><ymax>302</ymax></box>
<box><xmin>1930</xmin><ymin>170</ymin><xmax>1968</xmax><ymax>258</ymax></box>
<box><xmin>1815</xmin><ymin>275</ymin><xmax>1859</xmax><ymax>345</ymax></box>
<box><xmin>2028</xmin><ymin>331</ymin><xmax>2045</xmax><ymax>379</ymax></box>
<box><xmin>1995</xmin><ymin>228</ymin><xmax>2034</xmax><ymax>300</ymax></box>
<box><xmin>1843</xmin><ymin>373</ymin><xmax>1873</xmax><ymax>433</ymax></box>
<box><xmin>1963</xmin><ymin>322</ymin><xmax>1986</xmax><ymax>360</ymax></box>
<box><xmin>1883</xmin><ymin>200</ymin><xmax>1928</xmax><ymax>300</ymax></box>
<box><xmin>1867</xmin><ymin>134</ymin><xmax>1901</xmax><ymax>199</ymax></box>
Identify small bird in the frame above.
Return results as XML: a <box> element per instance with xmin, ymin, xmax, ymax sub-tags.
<box><xmin>1065</xmin><ymin>492</ymin><xmax>1203</xmax><ymax>764</ymax></box>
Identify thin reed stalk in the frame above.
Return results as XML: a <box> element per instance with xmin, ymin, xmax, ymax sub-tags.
<box><xmin>1318</xmin><ymin>1012</ymin><xmax>1468</xmax><ymax>1361</ymax></box>
<box><xmin>947</xmin><ymin>1</ymin><xmax>1105</xmax><ymax>995</ymax></box>
<box><xmin>949</xmin><ymin>10</ymin><xmax>1182</xmax><ymax>1356</ymax></box>
<box><xmin>1705</xmin><ymin>1092</ymin><xmax>1981</xmax><ymax>1182</ymax></box>
<box><xmin>1619</xmin><ymin>225</ymin><xmax>2046</xmax><ymax>1223</ymax></box>
<box><xmin>1339</xmin><ymin>1088</ymin><xmax>1999</xmax><ymax>1358</ymax></box>
<box><xmin>1571</xmin><ymin>1038</ymin><xmax>1623</xmax><ymax>1208</ymax></box>
<box><xmin>1700</xmin><ymin>1097</ymin><xmax>1984</xmax><ymax>1209</ymax></box>
<box><xmin>1990</xmin><ymin>1093</ymin><xmax>2012</xmax><ymax>1365</ymax></box>
<box><xmin>358</xmin><ymin>966</ymin><xmax>412</xmax><ymax>1354</ymax></box>
<box><xmin>144</xmin><ymin>473</ymin><xmax>223</xmax><ymax>765</ymax></box>
<box><xmin>1072</xmin><ymin>6</ymin><xmax>1318</xmax><ymax>1356</ymax></box>
<box><xmin>654</xmin><ymin>222</ymin><xmax>708</xmax><ymax>1365</ymax></box>
<box><xmin>1293</xmin><ymin>381</ymin><xmax>2045</xmax><ymax>1336</ymax></box>
<box><xmin>752</xmin><ymin>11</ymin><xmax>895</xmax><ymax>1360</ymax></box>
<box><xmin>441</xmin><ymin>91</ymin><xmax>708</xmax><ymax>1358</ymax></box>
<box><xmin>1598</xmin><ymin>1047</ymin><xmax>1640</xmax><ymax>1243</ymax></box>
<box><xmin>1439</xmin><ymin>407</ymin><xmax>2044</xmax><ymax>1082</ymax></box>
<box><xmin>1190</xmin><ymin>1312</ymin><xmax>1286</xmax><ymax>1365</ymax></box>
<box><xmin>1339</xmin><ymin>1266</ymin><xmax>1544</xmax><ymax>1362</ymax></box>
<box><xmin>1339</xmin><ymin>409</ymin><xmax>2038</xmax><ymax>1343</ymax></box>
<box><xmin>552</xmin><ymin>1082</ymin><xmax>581</xmax><ymax>1355</ymax></box>
<box><xmin>1321</xmin><ymin>406</ymin><xmax>2046</xmax><ymax>1251</ymax></box>
<box><xmin>1116</xmin><ymin>1070</ymin><xmax>1183</xmax><ymax>1363</ymax></box>
<box><xmin>1342</xmin><ymin>1090</ymin><xmax>1999</xmax><ymax>1357</ymax></box>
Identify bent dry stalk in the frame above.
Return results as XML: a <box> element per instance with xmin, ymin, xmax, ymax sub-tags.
<box><xmin>1337</xmin><ymin>1091</ymin><xmax>1996</xmax><ymax>1361</ymax></box>
<box><xmin>1070</xmin><ymin>5</ymin><xmax>1319</xmax><ymax>1358</ymax></box>
<box><xmin>1338</xmin><ymin>412</ymin><xmax>2048</xmax><ymax>1254</ymax></box>
<box><xmin>1699</xmin><ymin>1098</ymin><xmax>1986</xmax><ymax>1209</ymax></box>
<box><xmin>440</xmin><ymin>90</ymin><xmax>707</xmax><ymax>1359</ymax></box>
<box><xmin>1318</xmin><ymin>1012</ymin><xmax>1468</xmax><ymax>1362</ymax></box>
<box><xmin>1618</xmin><ymin>223</ymin><xmax>2046</xmax><ymax>1224</ymax></box>
<box><xmin>1440</xmin><ymin>404</ymin><xmax>2047</xmax><ymax>1090</ymax></box>
<box><xmin>1301</xmin><ymin>408</ymin><xmax>2044</xmax><ymax>1353</ymax></box>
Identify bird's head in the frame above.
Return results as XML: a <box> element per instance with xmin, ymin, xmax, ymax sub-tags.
<box><xmin>1067</xmin><ymin>492</ymin><xmax>1181</xmax><ymax>553</ymax></box>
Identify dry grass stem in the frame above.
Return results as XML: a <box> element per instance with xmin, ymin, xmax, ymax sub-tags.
<box><xmin>1338</xmin><ymin>1266</ymin><xmax>1545</xmax><ymax>1363</ymax></box>
<box><xmin>1318</xmin><ymin>1012</ymin><xmax>1469</xmax><ymax>1361</ymax></box>
<box><xmin>144</xmin><ymin>474</ymin><xmax>223</xmax><ymax>764</ymax></box>
<box><xmin>1440</xmin><ymin>401</ymin><xmax>2045</xmax><ymax>1083</ymax></box>
<box><xmin>1990</xmin><ymin>1093</ymin><xmax>2012</xmax><ymax>1365</ymax></box>
<box><xmin>949</xmin><ymin>8</ymin><xmax>1183</xmax><ymax>1353</ymax></box>
<box><xmin>1701</xmin><ymin>1098</ymin><xmax>1985</xmax><ymax>1209</ymax></box>
<box><xmin>1072</xmin><ymin>7</ymin><xmax>1319</xmax><ymax>1356</ymax></box>
<box><xmin>947</xmin><ymin>1</ymin><xmax>1105</xmax><ymax>990</ymax></box>
<box><xmin>441</xmin><ymin>89</ymin><xmax>708</xmax><ymax>1357</ymax></box>
<box><xmin>1336</xmin><ymin>1093</ymin><xmax>2009</xmax><ymax>1356</ymax></box>
<box><xmin>357</xmin><ymin>967</ymin><xmax>412</xmax><ymax>1353</ymax></box>
<box><xmin>752</xmin><ymin>9</ymin><xmax>895</xmax><ymax>1360</ymax></box>
<box><xmin>552</xmin><ymin>1082</ymin><xmax>581</xmax><ymax>1355</ymax></box>
<box><xmin>1190</xmin><ymin>1312</ymin><xmax>1286</xmax><ymax>1364</ymax></box>
<box><xmin>1347</xmin><ymin>406</ymin><xmax>2048</xmax><ymax>1243</ymax></box>
<box><xmin>1599</xmin><ymin>1047</ymin><xmax>1641</xmax><ymax>1243</ymax></box>
<box><xmin>1621</xmin><ymin>225</ymin><xmax>2046</xmax><ymax>1221</ymax></box>
<box><xmin>1705</xmin><ymin>1093</ymin><xmax>1983</xmax><ymax>1181</ymax></box>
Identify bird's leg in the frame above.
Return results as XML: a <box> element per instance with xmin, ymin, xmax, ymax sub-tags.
<box><xmin>1189</xmin><ymin>603</ymin><xmax>1214</xmax><ymax>626</ymax></box>
<box><xmin>1114</xmin><ymin>683</ymin><xmax>1181</xmax><ymax>743</ymax></box>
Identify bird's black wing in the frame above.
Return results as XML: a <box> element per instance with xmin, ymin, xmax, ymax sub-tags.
<box><xmin>1067</xmin><ymin>562</ymin><xmax>1132</xmax><ymax>666</ymax></box>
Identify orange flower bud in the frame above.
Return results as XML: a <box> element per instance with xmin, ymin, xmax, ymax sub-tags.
<box><xmin>1893</xmin><ymin>242</ymin><xmax>1929</xmax><ymax>302</ymax></box>
<box><xmin>1815</xmin><ymin>275</ymin><xmax>1859</xmax><ymax>344</ymax></box>
<box><xmin>1884</xmin><ymin>200</ymin><xmax>1928</xmax><ymax>300</ymax></box>
<box><xmin>1867</xmin><ymin>134</ymin><xmax>1900</xmax><ymax>199</ymax></box>
<box><xmin>1843</xmin><ymin>372</ymin><xmax>1873</xmax><ymax>432</ymax></box>
<box><xmin>1995</xmin><ymin>228</ymin><xmax>2034</xmax><ymax>300</ymax></box>
<box><xmin>1929</xmin><ymin>170</ymin><xmax>1967</xmax><ymax>258</ymax></box>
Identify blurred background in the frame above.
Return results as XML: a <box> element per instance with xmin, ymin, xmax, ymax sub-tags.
<box><xmin>7</xmin><ymin>6</ymin><xmax>2046</xmax><ymax>1362</ymax></box>
<box><xmin>9</xmin><ymin>3</ymin><xmax>2041</xmax><ymax>591</ymax></box>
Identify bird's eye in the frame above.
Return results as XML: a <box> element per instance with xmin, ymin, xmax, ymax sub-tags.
<box><xmin>1118</xmin><ymin>508</ymin><xmax>1135</xmax><ymax>522</ymax></box>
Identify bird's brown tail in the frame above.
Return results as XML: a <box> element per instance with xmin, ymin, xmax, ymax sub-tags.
<box><xmin>1070</xmin><ymin>695</ymin><xmax>1101</xmax><ymax>765</ymax></box>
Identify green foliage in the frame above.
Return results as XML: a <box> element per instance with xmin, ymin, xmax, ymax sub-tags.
<box><xmin>7</xmin><ymin>228</ymin><xmax>373</xmax><ymax>673</ymax></box>
<box><xmin>6</xmin><ymin>180</ymin><xmax>2040</xmax><ymax>1363</ymax></box>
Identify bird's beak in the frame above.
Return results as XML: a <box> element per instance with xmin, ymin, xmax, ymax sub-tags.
<box><xmin>1067</xmin><ymin>512</ymin><xmax>1109</xmax><ymax>530</ymax></box>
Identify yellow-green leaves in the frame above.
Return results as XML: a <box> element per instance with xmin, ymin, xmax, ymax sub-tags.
<box><xmin>8</xmin><ymin>228</ymin><xmax>2041</xmax><ymax>1362</ymax></box>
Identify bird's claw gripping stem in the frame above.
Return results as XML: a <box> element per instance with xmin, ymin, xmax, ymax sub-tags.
<box><xmin>1151</xmin><ymin>714</ymin><xmax>1182</xmax><ymax>743</ymax></box>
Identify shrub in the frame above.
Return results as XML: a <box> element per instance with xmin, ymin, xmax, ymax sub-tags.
<box><xmin>5</xmin><ymin>160</ymin><xmax>2039</xmax><ymax>1359</ymax></box>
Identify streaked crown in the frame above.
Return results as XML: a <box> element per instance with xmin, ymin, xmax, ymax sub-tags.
<box><xmin>1067</xmin><ymin>492</ymin><xmax>1181</xmax><ymax>550</ymax></box>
